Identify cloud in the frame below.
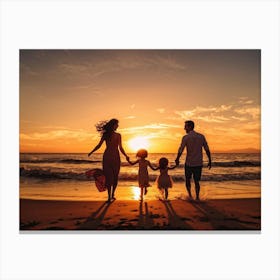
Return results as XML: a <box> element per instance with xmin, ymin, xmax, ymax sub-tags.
<box><xmin>57</xmin><ymin>52</ymin><xmax>187</xmax><ymax>81</ymax></box>
<box><xmin>20</xmin><ymin>129</ymin><xmax>96</xmax><ymax>142</ymax></box>
<box><xmin>157</xmin><ymin>108</ymin><xmax>165</xmax><ymax>113</ymax></box>
<box><xmin>174</xmin><ymin>110</ymin><xmax>195</xmax><ymax>119</ymax></box>
<box><xmin>234</xmin><ymin>106</ymin><xmax>260</xmax><ymax>119</ymax></box>
<box><xmin>124</xmin><ymin>116</ymin><xmax>136</xmax><ymax>119</ymax></box>
<box><xmin>20</xmin><ymin>63</ymin><xmax>38</xmax><ymax>76</ymax></box>
<box><xmin>174</xmin><ymin>102</ymin><xmax>260</xmax><ymax>125</ymax></box>
<box><xmin>174</xmin><ymin>104</ymin><xmax>233</xmax><ymax>120</ymax></box>
<box><xmin>196</xmin><ymin>115</ymin><xmax>231</xmax><ymax>123</ymax></box>
<box><xmin>120</xmin><ymin>123</ymin><xmax>180</xmax><ymax>133</ymax></box>
<box><xmin>231</xmin><ymin>116</ymin><xmax>248</xmax><ymax>121</ymax></box>
<box><xmin>120</xmin><ymin>123</ymin><xmax>181</xmax><ymax>141</ymax></box>
<box><xmin>238</xmin><ymin>97</ymin><xmax>255</xmax><ymax>105</ymax></box>
<box><xmin>147</xmin><ymin>55</ymin><xmax>187</xmax><ymax>71</ymax></box>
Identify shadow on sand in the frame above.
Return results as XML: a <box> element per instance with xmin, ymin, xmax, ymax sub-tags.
<box><xmin>78</xmin><ymin>201</ymin><xmax>112</xmax><ymax>230</ymax></box>
<box><xmin>189</xmin><ymin>200</ymin><xmax>260</xmax><ymax>230</ymax></box>
<box><xmin>160</xmin><ymin>200</ymin><xmax>193</xmax><ymax>230</ymax></box>
<box><xmin>137</xmin><ymin>201</ymin><xmax>156</xmax><ymax>229</ymax></box>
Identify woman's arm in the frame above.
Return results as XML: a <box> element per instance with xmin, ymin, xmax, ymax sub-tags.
<box><xmin>147</xmin><ymin>161</ymin><xmax>159</xmax><ymax>171</ymax></box>
<box><xmin>128</xmin><ymin>159</ymin><xmax>139</xmax><ymax>165</ymax></box>
<box><xmin>118</xmin><ymin>133</ymin><xmax>129</xmax><ymax>160</ymax></box>
<box><xmin>88</xmin><ymin>137</ymin><xmax>104</xmax><ymax>157</ymax></box>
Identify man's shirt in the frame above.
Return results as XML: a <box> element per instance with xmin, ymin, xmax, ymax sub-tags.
<box><xmin>178</xmin><ymin>130</ymin><xmax>209</xmax><ymax>166</ymax></box>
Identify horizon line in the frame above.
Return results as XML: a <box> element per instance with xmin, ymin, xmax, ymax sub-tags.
<box><xmin>19</xmin><ymin>151</ymin><xmax>261</xmax><ymax>154</ymax></box>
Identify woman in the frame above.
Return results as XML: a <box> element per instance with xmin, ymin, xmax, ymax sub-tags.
<box><xmin>88</xmin><ymin>119</ymin><xmax>129</xmax><ymax>202</ymax></box>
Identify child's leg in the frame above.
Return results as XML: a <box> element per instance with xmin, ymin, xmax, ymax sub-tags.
<box><xmin>140</xmin><ymin>187</ymin><xmax>144</xmax><ymax>200</ymax></box>
<box><xmin>165</xmin><ymin>189</ymin><xmax>168</xmax><ymax>200</ymax></box>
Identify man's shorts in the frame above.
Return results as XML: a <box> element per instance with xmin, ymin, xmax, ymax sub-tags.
<box><xmin>185</xmin><ymin>165</ymin><xmax>202</xmax><ymax>181</ymax></box>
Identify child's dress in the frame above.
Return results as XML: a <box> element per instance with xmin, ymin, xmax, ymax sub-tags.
<box><xmin>156</xmin><ymin>167</ymin><xmax>173</xmax><ymax>189</ymax></box>
<box><xmin>138</xmin><ymin>159</ymin><xmax>150</xmax><ymax>188</ymax></box>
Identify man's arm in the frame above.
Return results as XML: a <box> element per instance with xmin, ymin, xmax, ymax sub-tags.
<box><xmin>175</xmin><ymin>136</ymin><xmax>186</xmax><ymax>166</ymax></box>
<box><xmin>205</xmin><ymin>149</ymin><xmax>212</xmax><ymax>169</ymax></box>
<box><xmin>203</xmin><ymin>136</ymin><xmax>211</xmax><ymax>169</ymax></box>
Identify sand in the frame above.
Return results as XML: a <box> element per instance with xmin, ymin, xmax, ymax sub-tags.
<box><xmin>20</xmin><ymin>198</ymin><xmax>261</xmax><ymax>231</ymax></box>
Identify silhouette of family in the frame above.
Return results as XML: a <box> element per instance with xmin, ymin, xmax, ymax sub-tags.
<box><xmin>88</xmin><ymin>118</ymin><xmax>212</xmax><ymax>202</ymax></box>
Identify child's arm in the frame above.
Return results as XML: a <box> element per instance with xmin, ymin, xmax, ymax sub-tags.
<box><xmin>127</xmin><ymin>159</ymin><xmax>139</xmax><ymax>165</ymax></box>
<box><xmin>147</xmin><ymin>161</ymin><xmax>159</xmax><ymax>171</ymax></box>
<box><xmin>168</xmin><ymin>165</ymin><xmax>177</xmax><ymax>170</ymax></box>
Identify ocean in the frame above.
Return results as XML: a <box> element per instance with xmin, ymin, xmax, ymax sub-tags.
<box><xmin>20</xmin><ymin>153</ymin><xmax>261</xmax><ymax>201</ymax></box>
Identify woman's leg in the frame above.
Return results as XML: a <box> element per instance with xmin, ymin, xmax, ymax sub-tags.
<box><xmin>106</xmin><ymin>186</ymin><xmax>112</xmax><ymax>202</ymax></box>
<box><xmin>103</xmin><ymin>163</ymin><xmax>114</xmax><ymax>202</ymax></box>
<box><xmin>112</xmin><ymin>163</ymin><xmax>120</xmax><ymax>199</ymax></box>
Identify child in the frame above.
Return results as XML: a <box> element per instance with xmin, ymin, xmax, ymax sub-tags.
<box><xmin>127</xmin><ymin>149</ymin><xmax>157</xmax><ymax>200</ymax></box>
<box><xmin>155</xmin><ymin>157</ymin><xmax>176</xmax><ymax>201</ymax></box>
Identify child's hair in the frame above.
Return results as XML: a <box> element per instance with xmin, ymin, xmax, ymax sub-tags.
<box><xmin>136</xmin><ymin>149</ymin><xmax>148</xmax><ymax>158</ymax></box>
<box><xmin>159</xmin><ymin>157</ymin><xmax>169</xmax><ymax>169</ymax></box>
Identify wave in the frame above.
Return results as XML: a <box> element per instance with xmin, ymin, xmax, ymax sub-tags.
<box><xmin>20</xmin><ymin>158</ymin><xmax>260</xmax><ymax>167</ymax></box>
<box><xmin>20</xmin><ymin>158</ymin><xmax>101</xmax><ymax>164</ymax></box>
<box><xmin>212</xmin><ymin>161</ymin><xmax>260</xmax><ymax>167</ymax></box>
<box><xmin>20</xmin><ymin>167</ymin><xmax>261</xmax><ymax>182</ymax></box>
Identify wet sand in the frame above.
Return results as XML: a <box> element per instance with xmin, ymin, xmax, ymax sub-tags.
<box><xmin>20</xmin><ymin>198</ymin><xmax>261</xmax><ymax>231</ymax></box>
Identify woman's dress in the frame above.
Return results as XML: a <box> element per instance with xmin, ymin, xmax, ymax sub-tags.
<box><xmin>102</xmin><ymin>133</ymin><xmax>121</xmax><ymax>187</ymax></box>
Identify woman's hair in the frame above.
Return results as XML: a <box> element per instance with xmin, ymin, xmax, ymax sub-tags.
<box><xmin>159</xmin><ymin>157</ymin><xmax>169</xmax><ymax>169</ymax></box>
<box><xmin>136</xmin><ymin>149</ymin><xmax>148</xmax><ymax>158</ymax></box>
<box><xmin>95</xmin><ymin>118</ymin><xmax>119</xmax><ymax>140</ymax></box>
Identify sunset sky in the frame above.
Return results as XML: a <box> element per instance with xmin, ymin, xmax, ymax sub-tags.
<box><xmin>20</xmin><ymin>50</ymin><xmax>260</xmax><ymax>153</ymax></box>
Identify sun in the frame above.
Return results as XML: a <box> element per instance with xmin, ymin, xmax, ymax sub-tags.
<box><xmin>128</xmin><ymin>136</ymin><xmax>149</xmax><ymax>152</ymax></box>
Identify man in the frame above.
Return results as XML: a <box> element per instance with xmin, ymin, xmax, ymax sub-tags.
<box><xmin>175</xmin><ymin>120</ymin><xmax>211</xmax><ymax>201</ymax></box>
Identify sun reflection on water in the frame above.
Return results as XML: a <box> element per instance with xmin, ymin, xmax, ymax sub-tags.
<box><xmin>131</xmin><ymin>186</ymin><xmax>140</xmax><ymax>200</ymax></box>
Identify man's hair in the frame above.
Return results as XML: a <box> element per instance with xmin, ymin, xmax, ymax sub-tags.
<box><xmin>185</xmin><ymin>120</ymin><xmax>195</xmax><ymax>130</ymax></box>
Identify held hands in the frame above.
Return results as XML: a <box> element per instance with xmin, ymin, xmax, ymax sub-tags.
<box><xmin>125</xmin><ymin>155</ymin><xmax>130</xmax><ymax>162</ymax></box>
<box><xmin>175</xmin><ymin>159</ymin><xmax>180</xmax><ymax>166</ymax></box>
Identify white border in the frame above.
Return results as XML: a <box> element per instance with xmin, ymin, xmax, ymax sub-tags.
<box><xmin>1</xmin><ymin>1</ymin><xmax>279</xmax><ymax>280</ymax></box>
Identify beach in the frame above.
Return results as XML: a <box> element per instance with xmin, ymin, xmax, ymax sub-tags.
<box><xmin>20</xmin><ymin>197</ymin><xmax>261</xmax><ymax>231</ymax></box>
<box><xmin>20</xmin><ymin>153</ymin><xmax>261</xmax><ymax>230</ymax></box>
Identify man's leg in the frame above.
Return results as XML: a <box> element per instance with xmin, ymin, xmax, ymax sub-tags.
<box><xmin>185</xmin><ymin>164</ymin><xmax>193</xmax><ymax>199</ymax></box>
<box><xmin>194</xmin><ymin>180</ymin><xmax>200</xmax><ymax>200</ymax></box>
<box><xmin>193</xmin><ymin>166</ymin><xmax>202</xmax><ymax>201</ymax></box>
<box><xmin>186</xmin><ymin>178</ymin><xmax>193</xmax><ymax>199</ymax></box>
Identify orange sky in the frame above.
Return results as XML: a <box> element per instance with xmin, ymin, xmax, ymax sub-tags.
<box><xmin>20</xmin><ymin>50</ymin><xmax>261</xmax><ymax>153</ymax></box>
